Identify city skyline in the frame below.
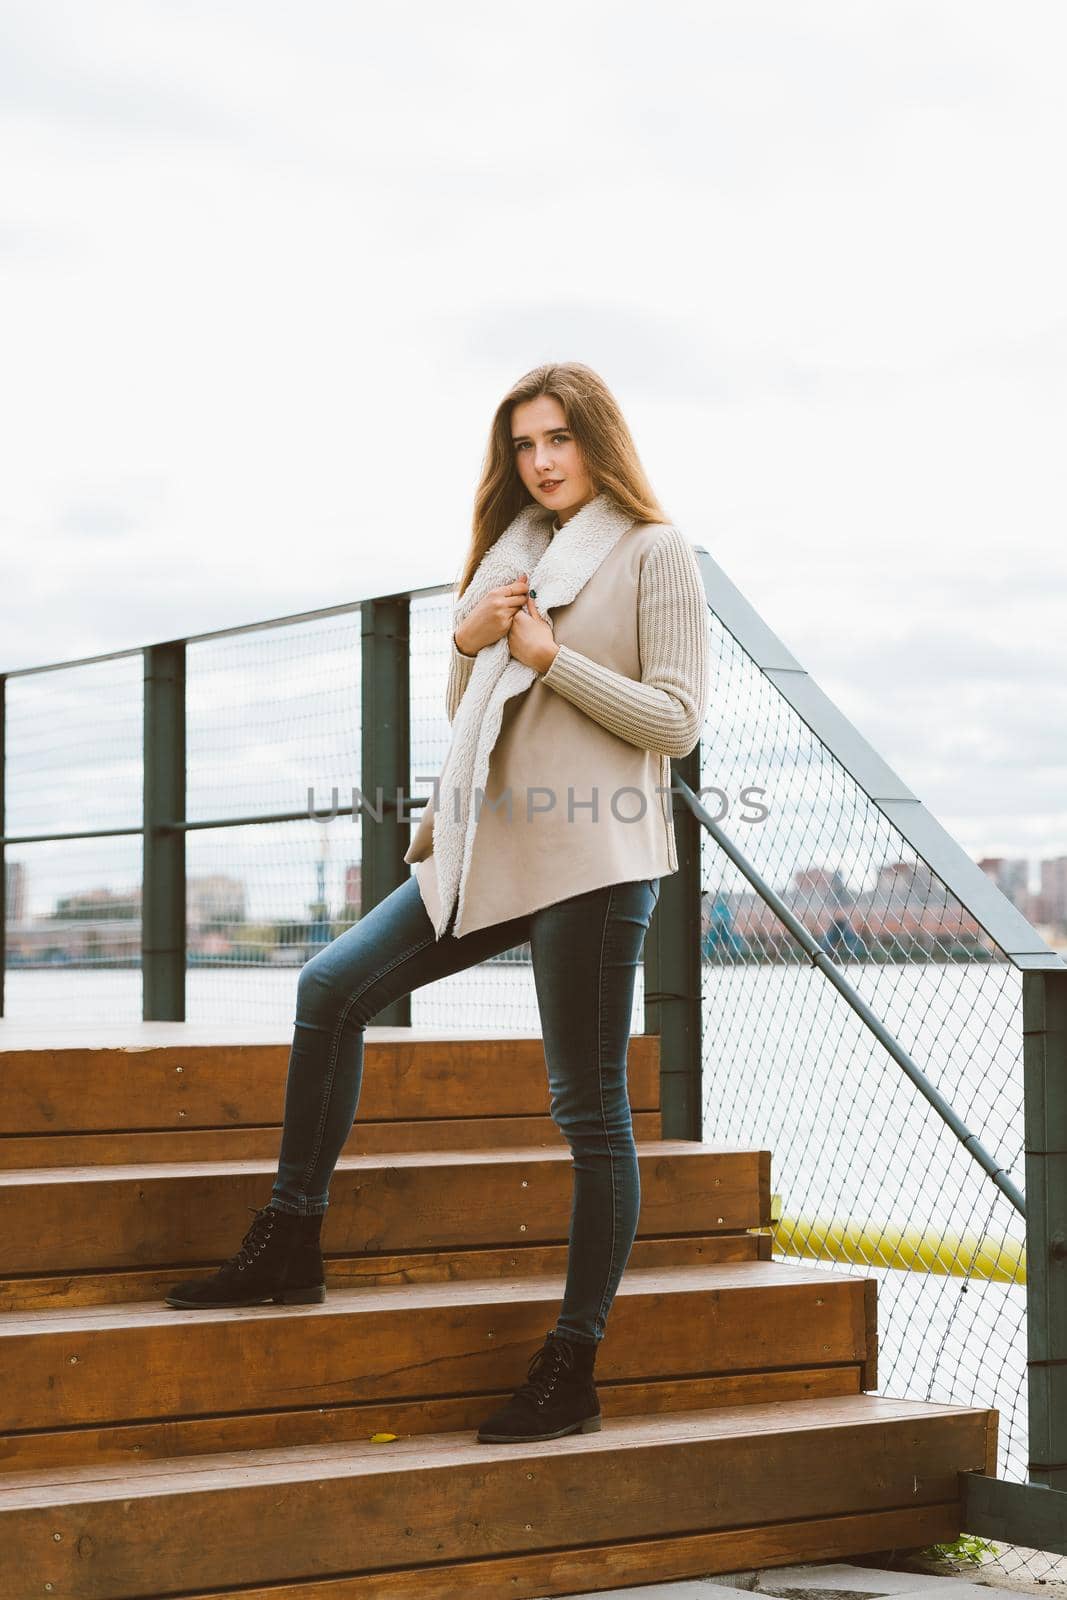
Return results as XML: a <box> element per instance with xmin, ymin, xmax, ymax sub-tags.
<box><xmin>8</xmin><ymin>845</ymin><xmax>1066</xmax><ymax>964</ymax></box>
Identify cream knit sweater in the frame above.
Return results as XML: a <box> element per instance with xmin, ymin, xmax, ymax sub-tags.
<box><xmin>445</xmin><ymin>522</ymin><xmax>709</xmax><ymax>756</ymax></box>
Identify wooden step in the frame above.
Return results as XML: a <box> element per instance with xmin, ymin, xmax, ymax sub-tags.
<box><xmin>0</xmin><ymin>1393</ymin><xmax>997</xmax><ymax>1600</ymax></box>
<box><xmin>1</xmin><ymin>1227</ymin><xmax>771</xmax><ymax>1312</ymax></box>
<box><xmin>0</xmin><ymin>1140</ymin><xmax>767</xmax><ymax>1277</ymax></box>
<box><xmin>0</xmin><ymin>1112</ymin><xmax>663</xmax><ymax>1168</ymax></box>
<box><xmin>0</xmin><ymin>1025</ymin><xmax>658</xmax><ymax>1134</ymax></box>
<box><xmin>0</xmin><ymin>1355</ymin><xmax>861</xmax><ymax>1478</ymax></box>
<box><xmin>0</xmin><ymin>1259</ymin><xmax>874</xmax><ymax>1442</ymax></box>
<box><xmin>0</xmin><ymin>1505</ymin><xmax>966</xmax><ymax>1600</ymax></box>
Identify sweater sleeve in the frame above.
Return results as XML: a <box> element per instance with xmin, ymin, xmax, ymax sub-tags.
<box><xmin>537</xmin><ymin>525</ymin><xmax>709</xmax><ymax>759</ymax></box>
<box><xmin>446</xmin><ymin>632</ymin><xmax>477</xmax><ymax>724</ymax></box>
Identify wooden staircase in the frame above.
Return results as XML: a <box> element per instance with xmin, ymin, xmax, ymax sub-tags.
<box><xmin>0</xmin><ymin>1024</ymin><xmax>997</xmax><ymax>1600</ymax></box>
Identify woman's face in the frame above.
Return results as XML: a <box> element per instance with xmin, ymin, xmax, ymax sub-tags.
<box><xmin>510</xmin><ymin>394</ymin><xmax>595</xmax><ymax>523</ymax></box>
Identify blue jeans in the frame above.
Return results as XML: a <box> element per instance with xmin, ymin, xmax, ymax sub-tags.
<box><xmin>271</xmin><ymin>871</ymin><xmax>661</xmax><ymax>1345</ymax></box>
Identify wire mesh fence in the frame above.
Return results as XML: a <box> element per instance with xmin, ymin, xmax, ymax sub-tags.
<box><xmin>3</xmin><ymin>607</ymin><xmax>372</xmax><ymax>1027</ymax></box>
<box><xmin>4</xmin><ymin>651</ymin><xmax>143</xmax><ymax>1008</ymax></box>
<box><xmin>698</xmin><ymin>596</ymin><xmax>1047</xmax><ymax>1577</ymax></box>
<box><xmin>183</xmin><ymin>608</ymin><xmax>365</xmax><ymax>1024</ymax></box>
<box><xmin>1</xmin><ymin>586</ymin><xmax>648</xmax><ymax>1033</ymax></box>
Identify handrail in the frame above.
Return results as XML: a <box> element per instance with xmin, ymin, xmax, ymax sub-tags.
<box><xmin>673</xmin><ymin>769</ymin><xmax>1027</xmax><ymax>1220</ymax></box>
<box><xmin>0</xmin><ymin>796</ymin><xmax>421</xmax><ymax>848</ymax></box>
<box><xmin>1</xmin><ymin>579</ymin><xmax>456</xmax><ymax>679</ymax></box>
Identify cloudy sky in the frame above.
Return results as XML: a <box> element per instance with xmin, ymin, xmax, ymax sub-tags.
<box><xmin>2</xmin><ymin>0</ymin><xmax>1065</xmax><ymax>885</ymax></box>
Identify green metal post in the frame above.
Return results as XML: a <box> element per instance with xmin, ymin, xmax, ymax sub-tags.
<box><xmin>360</xmin><ymin>597</ymin><xmax>411</xmax><ymax>1025</ymax></box>
<box><xmin>644</xmin><ymin>746</ymin><xmax>703</xmax><ymax>1140</ymax></box>
<box><xmin>1024</xmin><ymin>966</ymin><xmax>1067</xmax><ymax>1491</ymax></box>
<box><xmin>143</xmin><ymin>642</ymin><xmax>186</xmax><ymax>1020</ymax></box>
<box><xmin>967</xmin><ymin>965</ymin><xmax>1067</xmax><ymax>1552</ymax></box>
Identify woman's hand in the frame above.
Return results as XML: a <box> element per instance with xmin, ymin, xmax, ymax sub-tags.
<box><xmin>454</xmin><ymin>578</ymin><xmax>531</xmax><ymax>655</ymax></box>
<box><xmin>507</xmin><ymin>593</ymin><xmax>560</xmax><ymax>675</ymax></box>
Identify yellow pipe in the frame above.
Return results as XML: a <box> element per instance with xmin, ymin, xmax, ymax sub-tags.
<box><xmin>764</xmin><ymin>1198</ymin><xmax>1024</xmax><ymax>1284</ymax></box>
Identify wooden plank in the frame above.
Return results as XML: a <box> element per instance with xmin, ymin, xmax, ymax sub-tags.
<box><xmin>0</xmin><ymin>1365</ymin><xmax>863</xmax><ymax>1475</ymax></box>
<box><xmin>862</xmin><ymin>1276</ymin><xmax>878</xmax><ymax>1389</ymax></box>
<box><xmin>0</xmin><ymin>1260</ymin><xmax>870</xmax><ymax>1432</ymax></box>
<box><xmin>984</xmin><ymin>1402</ymin><xmax>1000</xmax><ymax>1477</ymax></box>
<box><xmin>0</xmin><ymin>1397</ymin><xmax>994</xmax><ymax>1599</ymax></box>
<box><xmin>0</xmin><ymin>1024</ymin><xmax>566</xmax><ymax>1051</ymax></box>
<box><xmin>0</xmin><ymin>1030</ymin><xmax>660</xmax><ymax>1134</ymax></box>
<box><xmin>1</xmin><ymin>1392</ymin><xmax>988</xmax><ymax>1494</ymax></box>
<box><xmin>0</xmin><ymin>1111</ymin><xmax>663</xmax><ymax>1169</ymax></box>
<box><xmin>70</xmin><ymin>1504</ymin><xmax>968</xmax><ymax>1600</ymax></box>
<box><xmin>2</xmin><ymin>1229</ymin><xmax>768</xmax><ymax>1311</ymax></box>
<box><xmin>0</xmin><ymin>1142</ymin><xmax>767</xmax><ymax>1275</ymax></box>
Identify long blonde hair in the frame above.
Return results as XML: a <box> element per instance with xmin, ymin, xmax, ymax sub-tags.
<box><xmin>454</xmin><ymin>362</ymin><xmax>668</xmax><ymax>597</ymax></box>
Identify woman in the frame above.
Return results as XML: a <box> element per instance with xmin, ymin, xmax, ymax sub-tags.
<box><xmin>166</xmin><ymin>361</ymin><xmax>710</xmax><ymax>1446</ymax></box>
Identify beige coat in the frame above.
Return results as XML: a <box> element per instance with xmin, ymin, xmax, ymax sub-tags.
<box><xmin>404</xmin><ymin>518</ymin><xmax>708</xmax><ymax>937</ymax></box>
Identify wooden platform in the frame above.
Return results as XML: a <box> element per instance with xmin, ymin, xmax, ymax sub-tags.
<box><xmin>0</xmin><ymin>1025</ymin><xmax>999</xmax><ymax>1598</ymax></box>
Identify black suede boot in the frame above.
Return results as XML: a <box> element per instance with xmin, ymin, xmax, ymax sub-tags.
<box><xmin>476</xmin><ymin>1328</ymin><xmax>602</xmax><ymax>1443</ymax></box>
<box><xmin>164</xmin><ymin>1203</ymin><xmax>326</xmax><ymax>1309</ymax></box>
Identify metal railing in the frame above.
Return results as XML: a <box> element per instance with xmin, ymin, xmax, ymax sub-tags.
<box><xmin>685</xmin><ymin>543</ymin><xmax>1067</xmax><ymax>1570</ymax></box>
<box><xmin>1</xmin><ymin>547</ymin><xmax>1064</xmax><ymax>1568</ymax></box>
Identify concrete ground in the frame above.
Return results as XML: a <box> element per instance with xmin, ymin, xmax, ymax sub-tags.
<box><xmin>545</xmin><ymin>1547</ymin><xmax>1067</xmax><ymax>1600</ymax></box>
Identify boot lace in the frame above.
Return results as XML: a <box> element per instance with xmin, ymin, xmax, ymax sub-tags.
<box><xmin>231</xmin><ymin>1204</ymin><xmax>278</xmax><ymax>1273</ymax></box>
<box><xmin>513</xmin><ymin>1334</ymin><xmax>575</xmax><ymax>1408</ymax></box>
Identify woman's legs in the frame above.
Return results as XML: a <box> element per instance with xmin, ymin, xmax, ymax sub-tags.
<box><xmin>528</xmin><ymin>876</ymin><xmax>660</xmax><ymax>1347</ymax></box>
<box><xmin>271</xmin><ymin>874</ymin><xmax>533</xmax><ymax>1214</ymax></box>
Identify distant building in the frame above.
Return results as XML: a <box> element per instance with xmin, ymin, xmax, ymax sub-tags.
<box><xmin>1035</xmin><ymin>856</ymin><xmax>1067</xmax><ymax>929</ymax></box>
<box><xmin>4</xmin><ymin>859</ymin><xmax>27</xmax><ymax>922</ymax></box>
<box><xmin>978</xmin><ymin>857</ymin><xmax>1030</xmax><ymax>909</ymax></box>
<box><xmin>54</xmin><ymin>885</ymin><xmax>140</xmax><ymax>919</ymax></box>
<box><xmin>7</xmin><ymin>915</ymin><xmax>140</xmax><ymax>964</ymax></box>
<box><xmin>343</xmin><ymin>861</ymin><xmax>362</xmax><ymax>919</ymax></box>
<box><xmin>188</xmin><ymin>875</ymin><xmax>246</xmax><ymax>929</ymax></box>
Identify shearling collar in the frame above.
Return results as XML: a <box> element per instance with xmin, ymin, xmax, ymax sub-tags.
<box><xmin>431</xmin><ymin>490</ymin><xmax>636</xmax><ymax>939</ymax></box>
